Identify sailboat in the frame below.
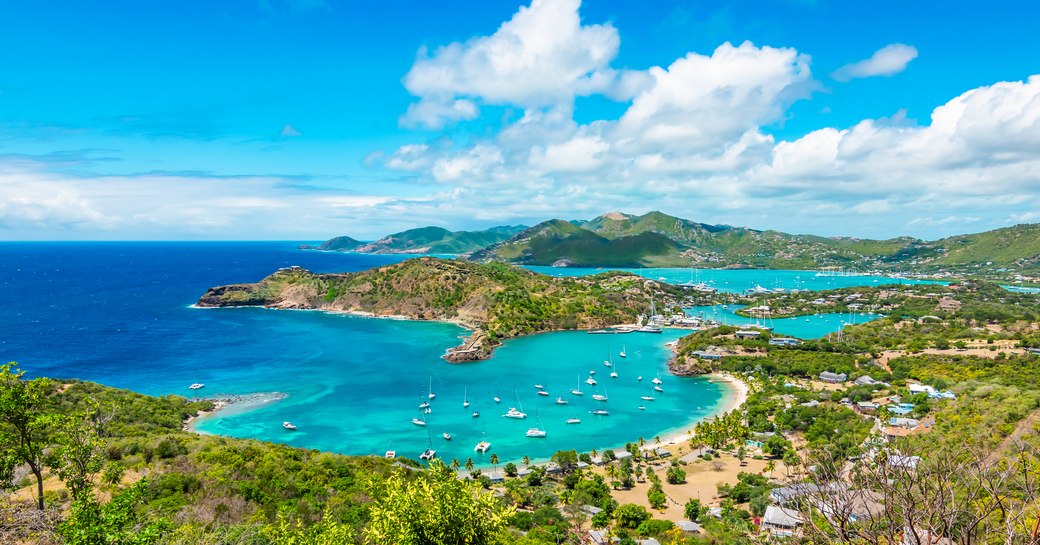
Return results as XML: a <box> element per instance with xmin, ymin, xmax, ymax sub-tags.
<box><xmin>620</xmin><ymin>344</ymin><xmax>627</xmax><ymax>358</ymax></box>
<box><xmin>610</xmin><ymin>355</ymin><xmax>618</xmax><ymax>378</ymax></box>
<box><xmin>566</xmin><ymin>416</ymin><xmax>581</xmax><ymax>424</ymax></box>
<box><xmin>493</xmin><ymin>390</ymin><xmax>501</xmax><ymax>403</ymax></box>
<box><xmin>427</xmin><ymin>377</ymin><xmax>436</xmax><ymax>400</ymax></box>
<box><xmin>570</xmin><ymin>374</ymin><xmax>584</xmax><ymax>396</ymax></box>
<box><xmin>586</xmin><ymin>375</ymin><xmax>597</xmax><ymax>385</ymax></box>
<box><xmin>525</xmin><ymin>416</ymin><xmax>547</xmax><ymax>438</ymax></box>
<box><xmin>592</xmin><ymin>386</ymin><xmax>608</xmax><ymax>402</ymax></box>
<box><xmin>641</xmin><ymin>387</ymin><xmax>656</xmax><ymax>401</ymax></box>
<box><xmin>652</xmin><ymin>374</ymin><xmax>663</xmax><ymax>385</ymax></box>
<box><xmin>419</xmin><ymin>429</ymin><xmax>436</xmax><ymax>460</ymax></box>
<box><xmin>463</xmin><ymin>387</ymin><xmax>470</xmax><ymax>409</ymax></box>
<box><xmin>555</xmin><ymin>396</ymin><xmax>568</xmax><ymax>405</ymax></box>
<box><xmin>654</xmin><ymin>384</ymin><xmax>663</xmax><ymax>393</ymax></box>
<box><xmin>411</xmin><ymin>412</ymin><xmax>426</xmax><ymax>427</ymax></box>
<box><xmin>384</xmin><ymin>439</ymin><xmax>396</xmax><ymax>459</ymax></box>
<box><xmin>503</xmin><ymin>390</ymin><xmax>527</xmax><ymax>419</ymax></box>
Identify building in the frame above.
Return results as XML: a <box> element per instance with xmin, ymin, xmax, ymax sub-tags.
<box><xmin>889</xmin><ymin>454</ymin><xmax>921</xmax><ymax>470</ymax></box>
<box><xmin>1028</xmin><ymin>348</ymin><xmax>1040</xmax><ymax>356</ymax></box>
<box><xmin>936</xmin><ymin>297</ymin><xmax>962</xmax><ymax>312</ymax></box>
<box><xmin>854</xmin><ymin>401</ymin><xmax>878</xmax><ymax>414</ymax></box>
<box><xmin>854</xmin><ymin>375</ymin><xmax>887</xmax><ymax>387</ymax></box>
<box><xmin>676</xmin><ymin>521</ymin><xmax>701</xmax><ymax>534</ymax></box>
<box><xmin>761</xmin><ymin>505</ymin><xmax>803</xmax><ymax>537</ymax></box>
<box><xmin>770</xmin><ymin>483</ymin><xmax>821</xmax><ymax>505</ymax></box>
<box><xmin>735</xmin><ymin>330</ymin><xmax>762</xmax><ymax>339</ymax></box>
<box><xmin>819</xmin><ymin>371</ymin><xmax>848</xmax><ymax>383</ymax></box>
<box><xmin>769</xmin><ymin>337</ymin><xmax>801</xmax><ymax>346</ymax></box>
<box><xmin>691</xmin><ymin>350</ymin><xmax>722</xmax><ymax>360</ymax></box>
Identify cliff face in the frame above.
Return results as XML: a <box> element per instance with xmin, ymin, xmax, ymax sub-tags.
<box><xmin>197</xmin><ymin>258</ymin><xmax>684</xmax><ymax>362</ymax></box>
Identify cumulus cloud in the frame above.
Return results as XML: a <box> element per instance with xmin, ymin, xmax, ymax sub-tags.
<box><xmin>383</xmin><ymin>5</ymin><xmax>1040</xmax><ymax>238</ymax></box>
<box><xmin>832</xmin><ymin>43</ymin><xmax>918</xmax><ymax>82</ymax></box>
<box><xmin>279</xmin><ymin>124</ymin><xmax>303</xmax><ymax>138</ymax></box>
<box><xmin>400</xmin><ymin>0</ymin><xmax>622</xmax><ymax>128</ymax></box>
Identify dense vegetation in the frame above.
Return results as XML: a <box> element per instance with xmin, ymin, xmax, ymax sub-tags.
<box><xmin>316</xmin><ymin>225</ymin><xmax>527</xmax><ymax>255</ymax></box>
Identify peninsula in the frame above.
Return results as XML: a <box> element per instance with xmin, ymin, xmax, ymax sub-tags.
<box><xmin>197</xmin><ymin>257</ymin><xmax>685</xmax><ymax>362</ymax></box>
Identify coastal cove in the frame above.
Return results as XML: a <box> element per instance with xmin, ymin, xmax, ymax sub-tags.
<box><xmin>2</xmin><ymin>242</ymin><xmax>906</xmax><ymax>465</ymax></box>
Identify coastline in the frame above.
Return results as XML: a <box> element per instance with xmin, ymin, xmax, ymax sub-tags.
<box><xmin>183</xmin><ymin>392</ymin><xmax>289</xmax><ymax>433</ymax></box>
<box><xmin>639</xmin><ymin>372</ymin><xmax>749</xmax><ymax>452</ymax></box>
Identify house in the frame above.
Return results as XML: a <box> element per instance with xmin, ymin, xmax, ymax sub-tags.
<box><xmin>588</xmin><ymin>530</ymin><xmax>617</xmax><ymax>544</ymax></box>
<box><xmin>817</xmin><ymin>490</ymin><xmax>883</xmax><ymax>525</ymax></box>
<box><xmin>936</xmin><ymin>297</ymin><xmax>962</xmax><ymax>312</ymax></box>
<box><xmin>654</xmin><ymin>447</ymin><xmax>671</xmax><ymax>458</ymax></box>
<box><xmin>819</xmin><ymin>371</ymin><xmax>848</xmax><ymax>383</ymax></box>
<box><xmin>854</xmin><ymin>401</ymin><xmax>878</xmax><ymax>414</ymax></box>
<box><xmin>676</xmin><ymin>521</ymin><xmax>701</xmax><ymax>533</ymax></box>
<box><xmin>770</xmin><ymin>483</ymin><xmax>821</xmax><ymax>505</ymax></box>
<box><xmin>1029</xmin><ymin>348</ymin><xmax>1040</xmax><ymax>356</ymax></box>
<box><xmin>691</xmin><ymin>350</ymin><xmax>722</xmax><ymax>360</ymax></box>
<box><xmin>908</xmin><ymin>383</ymin><xmax>937</xmax><ymax>396</ymax></box>
<box><xmin>853</xmin><ymin>375</ymin><xmax>887</xmax><ymax>387</ymax></box>
<box><xmin>582</xmin><ymin>505</ymin><xmax>604</xmax><ymax>516</ymax></box>
<box><xmin>735</xmin><ymin>330</ymin><xmax>762</xmax><ymax>339</ymax></box>
<box><xmin>761</xmin><ymin>505</ymin><xmax>803</xmax><ymax>537</ymax></box>
<box><xmin>769</xmin><ymin>337</ymin><xmax>801</xmax><ymax>346</ymax></box>
<box><xmin>887</xmin><ymin>403</ymin><xmax>915</xmax><ymax>416</ymax></box>
<box><xmin>889</xmin><ymin>454</ymin><xmax>921</xmax><ymax>470</ymax></box>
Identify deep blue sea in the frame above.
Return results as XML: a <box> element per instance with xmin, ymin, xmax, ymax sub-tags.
<box><xmin>0</xmin><ymin>243</ymin><xmax>902</xmax><ymax>465</ymax></box>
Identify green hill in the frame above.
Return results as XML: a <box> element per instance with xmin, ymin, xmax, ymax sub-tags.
<box><xmin>198</xmin><ymin>257</ymin><xmax>683</xmax><ymax>361</ymax></box>
<box><xmin>471</xmin><ymin>219</ymin><xmax>690</xmax><ymax>267</ymax></box>
<box><xmin>317</xmin><ymin>235</ymin><xmax>363</xmax><ymax>251</ymax></box>
<box><xmin>927</xmin><ymin>224</ymin><xmax>1040</xmax><ymax>268</ymax></box>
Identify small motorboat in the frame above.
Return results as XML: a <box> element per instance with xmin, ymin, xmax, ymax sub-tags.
<box><xmin>472</xmin><ymin>411</ymin><xmax>481</xmax><ymax>418</ymax></box>
<box><xmin>189</xmin><ymin>383</ymin><xmax>205</xmax><ymax>390</ymax></box>
<box><xmin>555</xmin><ymin>397</ymin><xmax>568</xmax><ymax>405</ymax></box>
<box><xmin>443</xmin><ymin>432</ymin><xmax>452</xmax><ymax>441</ymax></box>
<box><xmin>283</xmin><ymin>421</ymin><xmax>297</xmax><ymax>431</ymax></box>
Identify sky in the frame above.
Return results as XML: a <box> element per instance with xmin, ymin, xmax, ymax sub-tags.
<box><xmin>1</xmin><ymin>0</ymin><xmax>1039</xmax><ymax>241</ymax></box>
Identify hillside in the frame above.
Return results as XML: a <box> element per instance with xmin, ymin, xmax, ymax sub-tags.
<box><xmin>312</xmin><ymin>212</ymin><xmax>1040</xmax><ymax>273</ymax></box>
<box><xmin>319</xmin><ymin>225</ymin><xmax>527</xmax><ymax>255</ymax></box>
<box><xmin>317</xmin><ymin>235</ymin><xmax>363</xmax><ymax>251</ymax></box>
<box><xmin>470</xmin><ymin>219</ymin><xmax>689</xmax><ymax>267</ymax></box>
<box><xmin>197</xmin><ymin>257</ymin><xmax>683</xmax><ymax>362</ymax></box>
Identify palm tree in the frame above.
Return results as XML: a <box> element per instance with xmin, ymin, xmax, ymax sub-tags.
<box><xmin>465</xmin><ymin>457</ymin><xmax>475</xmax><ymax>472</ymax></box>
<box><xmin>590</xmin><ymin>448</ymin><xmax>598</xmax><ymax>460</ymax></box>
<box><xmin>605</xmin><ymin>464</ymin><xmax>619</xmax><ymax>489</ymax></box>
<box><xmin>522</xmin><ymin>455</ymin><xmax>531</xmax><ymax>468</ymax></box>
<box><xmin>489</xmin><ymin>453</ymin><xmax>500</xmax><ymax>473</ymax></box>
<box><xmin>451</xmin><ymin>458</ymin><xmax>461</xmax><ymax>471</ymax></box>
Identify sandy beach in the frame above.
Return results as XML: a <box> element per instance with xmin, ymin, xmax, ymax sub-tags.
<box><xmin>641</xmin><ymin>372</ymin><xmax>750</xmax><ymax>451</ymax></box>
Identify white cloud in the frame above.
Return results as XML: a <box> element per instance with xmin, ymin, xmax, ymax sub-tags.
<box><xmin>832</xmin><ymin>43</ymin><xmax>918</xmax><ymax>82</ymax></box>
<box><xmin>400</xmin><ymin>0</ymin><xmax>622</xmax><ymax>128</ymax></box>
<box><xmin>279</xmin><ymin>124</ymin><xmax>303</xmax><ymax>138</ymax></box>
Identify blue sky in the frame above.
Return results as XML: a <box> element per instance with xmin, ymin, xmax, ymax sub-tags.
<box><xmin>1</xmin><ymin>0</ymin><xmax>1039</xmax><ymax>240</ymax></box>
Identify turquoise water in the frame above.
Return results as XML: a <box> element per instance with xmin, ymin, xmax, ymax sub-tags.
<box><xmin>195</xmin><ymin>319</ymin><xmax>725</xmax><ymax>465</ymax></box>
<box><xmin>685</xmin><ymin>305</ymin><xmax>879</xmax><ymax>339</ymax></box>
<box><xmin>2</xmin><ymin>243</ymin><xmax>894</xmax><ymax>467</ymax></box>
<box><xmin>525</xmin><ymin>266</ymin><xmax>936</xmax><ymax>293</ymax></box>
<box><xmin>1004</xmin><ymin>285</ymin><xmax>1040</xmax><ymax>294</ymax></box>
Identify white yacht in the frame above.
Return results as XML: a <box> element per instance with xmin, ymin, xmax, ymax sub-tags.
<box><xmin>525</xmin><ymin>428</ymin><xmax>547</xmax><ymax>438</ymax></box>
<box><xmin>571</xmin><ymin>374</ymin><xmax>584</xmax><ymax>396</ymax></box>
<box><xmin>503</xmin><ymin>407</ymin><xmax>527</xmax><ymax>419</ymax></box>
<box><xmin>620</xmin><ymin>345</ymin><xmax>626</xmax><ymax>358</ymax></box>
<box><xmin>555</xmin><ymin>397</ymin><xmax>568</xmax><ymax>405</ymax></box>
<box><xmin>566</xmin><ymin>417</ymin><xmax>581</xmax><ymax>424</ymax></box>
<box><xmin>427</xmin><ymin>377</ymin><xmax>436</xmax><ymax>400</ymax></box>
<box><xmin>474</xmin><ymin>440</ymin><xmax>491</xmax><ymax>453</ymax></box>
<box><xmin>189</xmin><ymin>383</ymin><xmax>205</xmax><ymax>390</ymax></box>
<box><xmin>282</xmin><ymin>421</ymin><xmax>297</xmax><ymax>430</ymax></box>
<box><xmin>590</xmin><ymin>409</ymin><xmax>609</xmax><ymax>416</ymax></box>
<box><xmin>463</xmin><ymin>387</ymin><xmax>470</xmax><ymax>408</ymax></box>
<box><xmin>585</xmin><ymin>377</ymin><xmax>597</xmax><ymax>386</ymax></box>
<box><xmin>419</xmin><ymin>448</ymin><xmax>436</xmax><ymax>460</ymax></box>
<box><xmin>411</xmin><ymin>417</ymin><xmax>426</xmax><ymax>427</ymax></box>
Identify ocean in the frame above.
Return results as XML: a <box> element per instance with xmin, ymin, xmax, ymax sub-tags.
<box><xmin>0</xmin><ymin>242</ymin><xmax>894</xmax><ymax>465</ymax></box>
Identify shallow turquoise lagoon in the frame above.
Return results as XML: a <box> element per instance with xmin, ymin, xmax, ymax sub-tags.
<box><xmin>194</xmin><ymin>313</ymin><xmax>726</xmax><ymax>465</ymax></box>
<box><xmin>525</xmin><ymin>266</ymin><xmax>936</xmax><ymax>293</ymax></box>
<box><xmin>684</xmin><ymin>305</ymin><xmax>879</xmax><ymax>339</ymax></box>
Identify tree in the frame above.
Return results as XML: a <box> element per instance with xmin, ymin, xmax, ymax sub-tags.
<box><xmin>684</xmin><ymin>498</ymin><xmax>704</xmax><ymax>521</ymax></box>
<box><xmin>665</xmin><ymin>466</ymin><xmax>686</xmax><ymax>484</ymax></box>
<box><xmin>0</xmin><ymin>363</ymin><xmax>53</xmax><ymax>510</ymax></box>
<box><xmin>451</xmin><ymin>458</ymin><xmax>461</xmax><ymax>471</ymax></box>
<box><xmin>365</xmin><ymin>459</ymin><xmax>513</xmax><ymax>545</ymax></box>
<box><xmin>550</xmin><ymin>449</ymin><xmax>579</xmax><ymax>473</ymax></box>
<box><xmin>58</xmin><ymin>480</ymin><xmax>169</xmax><ymax>545</ymax></box>
<box><xmin>46</xmin><ymin>402</ymin><xmax>111</xmax><ymax>500</ymax></box>
<box><xmin>489</xmin><ymin>453</ymin><xmax>499</xmax><ymax>473</ymax></box>
<box><xmin>465</xmin><ymin>458</ymin><xmax>475</xmax><ymax>472</ymax></box>
<box><xmin>764</xmin><ymin>459</ymin><xmax>777</xmax><ymax>479</ymax></box>
<box><xmin>614</xmin><ymin>503</ymin><xmax>650</xmax><ymax>529</ymax></box>
<box><xmin>522</xmin><ymin>455</ymin><xmax>531</xmax><ymax>468</ymax></box>
<box><xmin>503</xmin><ymin>462</ymin><xmax>517</xmax><ymax>477</ymax></box>
<box><xmin>647</xmin><ymin>486</ymin><xmax>667</xmax><ymax>510</ymax></box>
<box><xmin>764</xmin><ymin>435</ymin><xmax>793</xmax><ymax>458</ymax></box>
